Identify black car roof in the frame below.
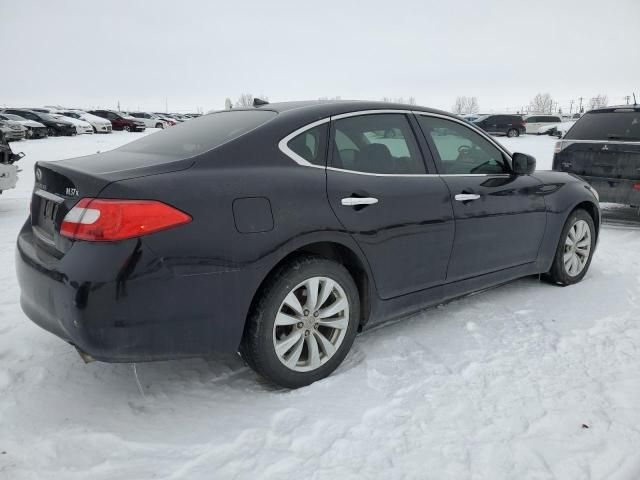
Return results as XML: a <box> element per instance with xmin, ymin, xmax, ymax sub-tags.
<box><xmin>225</xmin><ymin>100</ymin><xmax>453</xmax><ymax>122</ymax></box>
<box><xmin>588</xmin><ymin>105</ymin><xmax>640</xmax><ymax>113</ymax></box>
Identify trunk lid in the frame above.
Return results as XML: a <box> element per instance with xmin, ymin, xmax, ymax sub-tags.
<box><xmin>31</xmin><ymin>150</ymin><xmax>194</xmax><ymax>255</ymax></box>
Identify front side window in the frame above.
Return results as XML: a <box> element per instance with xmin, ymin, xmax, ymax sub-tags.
<box><xmin>331</xmin><ymin>114</ymin><xmax>425</xmax><ymax>174</ymax></box>
<box><xmin>286</xmin><ymin>123</ymin><xmax>328</xmax><ymax>166</ymax></box>
<box><xmin>417</xmin><ymin>116</ymin><xmax>509</xmax><ymax>175</ymax></box>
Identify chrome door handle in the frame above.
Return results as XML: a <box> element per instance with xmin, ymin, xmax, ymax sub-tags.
<box><xmin>455</xmin><ymin>193</ymin><xmax>481</xmax><ymax>202</ymax></box>
<box><xmin>341</xmin><ymin>197</ymin><xmax>379</xmax><ymax>206</ymax></box>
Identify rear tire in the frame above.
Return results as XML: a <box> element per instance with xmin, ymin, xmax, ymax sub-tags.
<box><xmin>507</xmin><ymin>128</ymin><xmax>519</xmax><ymax>137</ymax></box>
<box><xmin>547</xmin><ymin>209</ymin><xmax>595</xmax><ymax>285</ymax></box>
<box><xmin>240</xmin><ymin>255</ymin><xmax>360</xmax><ymax>389</ymax></box>
<box><xmin>155</xmin><ymin>123</ymin><xmax>164</xmax><ymax>129</ymax></box>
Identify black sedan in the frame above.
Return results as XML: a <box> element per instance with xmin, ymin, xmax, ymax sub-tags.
<box><xmin>16</xmin><ymin>101</ymin><xmax>600</xmax><ymax>388</ymax></box>
<box><xmin>2</xmin><ymin>109</ymin><xmax>76</xmax><ymax>136</ymax></box>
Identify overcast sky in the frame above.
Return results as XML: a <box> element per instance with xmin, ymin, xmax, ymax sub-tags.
<box><xmin>1</xmin><ymin>0</ymin><xmax>639</xmax><ymax>113</ymax></box>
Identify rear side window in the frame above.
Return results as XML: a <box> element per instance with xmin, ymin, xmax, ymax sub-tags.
<box><xmin>331</xmin><ymin>114</ymin><xmax>426</xmax><ymax>174</ymax></box>
<box><xmin>565</xmin><ymin>111</ymin><xmax>640</xmax><ymax>141</ymax></box>
<box><xmin>287</xmin><ymin>123</ymin><xmax>328</xmax><ymax>166</ymax></box>
<box><xmin>119</xmin><ymin>110</ymin><xmax>277</xmax><ymax>157</ymax></box>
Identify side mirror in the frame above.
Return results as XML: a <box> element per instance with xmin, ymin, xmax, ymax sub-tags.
<box><xmin>512</xmin><ymin>152</ymin><xmax>536</xmax><ymax>175</ymax></box>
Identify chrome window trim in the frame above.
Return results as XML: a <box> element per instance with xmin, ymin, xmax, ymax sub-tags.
<box><xmin>34</xmin><ymin>188</ymin><xmax>64</xmax><ymax>204</ymax></box>
<box><xmin>277</xmin><ymin>109</ymin><xmax>515</xmax><ymax>177</ymax></box>
<box><xmin>277</xmin><ymin>118</ymin><xmax>330</xmax><ymax>169</ymax></box>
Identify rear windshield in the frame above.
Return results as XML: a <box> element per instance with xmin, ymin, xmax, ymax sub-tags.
<box><xmin>564</xmin><ymin>111</ymin><xmax>640</xmax><ymax>141</ymax></box>
<box><xmin>117</xmin><ymin>110</ymin><xmax>277</xmax><ymax>157</ymax></box>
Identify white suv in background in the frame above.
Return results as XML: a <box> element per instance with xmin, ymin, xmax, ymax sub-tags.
<box><xmin>59</xmin><ymin>110</ymin><xmax>112</xmax><ymax>134</ymax></box>
<box><xmin>524</xmin><ymin>114</ymin><xmax>562</xmax><ymax>134</ymax></box>
<box><xmin>127</xmin><ymin>112</ymin><xmax>169</xmax><ymax>129</ymax></box>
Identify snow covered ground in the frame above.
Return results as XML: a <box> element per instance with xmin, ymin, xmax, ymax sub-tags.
<box><xmin>1</xmin><ymin>132</ymin><xmax>640</xmax><ymax>479</ymax></box>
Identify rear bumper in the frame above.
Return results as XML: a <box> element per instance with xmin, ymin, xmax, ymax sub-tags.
<box><xmin>582</xmin><ymin>175</ymin><xmax>640</xmax><ymax>205</ymax></box>
<box><xmin>16</xmin><ymin>221</ymin><xmax>252</xmax><ymax>362</ymax></box>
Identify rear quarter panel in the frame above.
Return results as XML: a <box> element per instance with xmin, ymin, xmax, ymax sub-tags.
<box><xmin>96</xmin><ymin>134</ymin><xmax>364</xmax><ymax>353</ymax></box>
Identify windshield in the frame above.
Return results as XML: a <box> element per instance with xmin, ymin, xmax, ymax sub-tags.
<box><xmin>38</xmin><ymin>113</ymin><xmax>59</xmax><ymax>121</ymax></box>
<box><xmin>472</xmin><ymin>115</ymin><xmax>489</xmax><ymax>122</ymax></box>
<box><xmin>3</xmin><ymin>114</ymin><xmax>25</xmax><ymax>121</ymax></box>
<box><xmin>118</xmin><ymin>110</ymin><xmax>277</xmax><ymax>157</ymax></box>
<box><xmin>565</xmin><ymin>111</ymin><xmax>640</xmax><ymax>141</ymax></box>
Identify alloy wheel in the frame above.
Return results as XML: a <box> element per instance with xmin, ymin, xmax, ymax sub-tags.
<box><xmin>563</xmin><ymin>219</ymin><xmax>591</xmax><ymax>277</ymax></box>
<box><xmin>273</xmin><ymin>276</ymin><xmax>350</xmax><ymax>372</ymax></box>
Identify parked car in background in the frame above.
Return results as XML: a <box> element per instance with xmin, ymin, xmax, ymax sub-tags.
<box><xmin>472</xmin><ymin>114</ymin><xmax>525</xmax><ymax>137</ymax></box>
<box><xmin>0</xmin><ymin>113</ymin><xmax>48</xmax><ymax>139</ymax></box>
<box><xmin>524</xmin><ymin>115</ymin><xmax>562</xmax><ymax>134</ymax></box>
<box><xmin>0</xmin><ymin>134</ymin><xmax>24</xmax><ymax>194</ymax></box>
<box><xmin>553</xmin><ymin>105</ymin><xmax>640</xmax><ymax>205</ymax></box>
<box><xmin>87</xmin><ymin>110</ymin><xmax>145</xmax><ymax>132</ymax></box>
<box><xmin>152</xmin><ymin>114</ymin><xmax>178</xmax><ymax>126</ymax></box>
<box><xmin>2</xmin><ymin>109</ymin><xmax>76</xmax><ymax>136</ymax></box>
<box><xmin>50</xmin><ymin>114</ymin><xmax>93</xmax><ymax>134</ymax></box>
<box><xmin>59</xmin><ymin>110</ymin><xmax>112</xmax><ymax>134</ymax></box>
<box><xmin>15</xmin><ymin>101</ymin><xmax>600</xmax><ymax>388</ymax></box>
<box><xmin>459</xmin><ymin>114</ymin><xmax>481</xmax><ymax>122</ymax></box>
<box><xmin>537</xmin><ymin>121</ymin><xmax>576</xmax><ymax>137</ymax></box>
<box><xmin>0</xmin><ymin>120</ymin><xmax>26</xmax><ymax>141</ymax></box>
<box><xmin>128</xmin><ymin>112</ymin><xmax>169</xmax><ymax>129</ymax></box>
<box><xmin>154</xmin><ymin>113</ymin><xmax>183</xmax><ymax>123</ymax></box>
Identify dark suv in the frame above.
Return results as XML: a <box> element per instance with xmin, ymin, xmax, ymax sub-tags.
<box><xmin>553</xmin><ymin>106</ymin><xmax>640</xmax><ymax>205</ymax></box>
<box><xmin>88</xmin><ymin>110</ymin><xmax>145</xmax><ymax>132</ymax></box>
<box><xmin>472</xmin><ymin>114</ymin><xmax>525</xmax><ymax>137</ymax></box>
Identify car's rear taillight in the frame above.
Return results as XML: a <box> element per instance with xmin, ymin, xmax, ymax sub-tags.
<box><xmin>634</xmin><ymin>183</ymin><xmax>640</xmax><ymax>191</ymax></box>
<box><xmin>554</xmin><ymin>141</ymin><xmax>563</xmax><ymax>153</ymax></box>
<box><xmin>60</xmin><ymin>198</ymin><xmax>191</xmax><ymax>242</ymax></box>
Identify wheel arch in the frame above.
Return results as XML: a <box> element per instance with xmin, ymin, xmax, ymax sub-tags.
<box><xmin>247</xmin><ymin>241</ymin><xmax>373</xmax><ymax>333</ymax></box>
<box><xmin>572</xmin><ymin>200</ymin><xmax>600</xmax><ymax>240</ymax></box>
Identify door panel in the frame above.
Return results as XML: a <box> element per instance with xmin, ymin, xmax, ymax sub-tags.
<box><xmin>416</xmin><ymin>114</ymin><xmax>547</xmax><ymax>281</ymax></box>
<box><xmin>326</xmin><ymin>113</ymin><xmax>455</xmax><ymax>299</ymax></box>
<box><xmin>439</xmin><ymin>175</ymin><xmax>546</xmax><ymax>280</ymax></box>
<box><xmin>328</xmin><ymin>172</ymin><xmax>454</xmax><ymax>298</ymax></box>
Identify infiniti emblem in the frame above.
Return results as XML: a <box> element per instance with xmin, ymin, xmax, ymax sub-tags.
<box><xmin>601</xmin><ymin>145</ymin><xmax>609</xmax><ymax>151</ymax></box>
<box><xmin>35</xmin><ymin>168</ymin><xmax>42</xmax><ymax>181</ymax></box>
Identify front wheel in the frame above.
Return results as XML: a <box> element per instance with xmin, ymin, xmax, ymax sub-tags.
<box><xmin>547</xmin><ymin>209</ymin><xmax>595</xmax><ymax>285</ymax></box>
<box><xmin>123</xmin><ymin>125</ymin><xmax>131</xmax><ymax>132</ymax></box>
<box><xmin>155</xmin><ymin>123</ymin><xmax>164</xmax><ymax>129</ymax></box>
<box><xmin>240</xmin><ymin>256</ymin><xmax>360</xmax><ymax>388</ymax></box>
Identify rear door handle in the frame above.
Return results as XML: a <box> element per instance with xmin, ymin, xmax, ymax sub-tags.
<box><xmin>455</xmin><ymin>193</ymin><xmax>481</xmax><ymax>202</ymax></box>
<box><xmin>341</xmin><ymin>197</ymin><xmax>378</xmax><ymax>206</ymax></box>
